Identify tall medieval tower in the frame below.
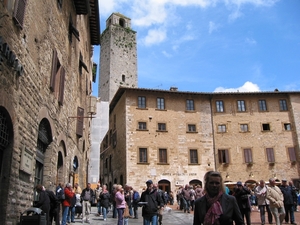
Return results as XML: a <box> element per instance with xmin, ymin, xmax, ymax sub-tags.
<box><xmin>99</xmin><ymin>13</ymin><xmax>138</xmax><ymax>102</ymax></box>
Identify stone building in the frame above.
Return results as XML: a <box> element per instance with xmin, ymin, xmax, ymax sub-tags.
<box><xmin>97</xmin><ymin>13</ymin><xmax>300</xmax><ymax>193</ymax></box>
<box><xmin>99</xmin><ymin>87</ymin><xmax>300</xmax><ymax>193</ymax></box>
<box><xmin>0</xmin><ymin>0</ymin><xmax>100</xmax><ymax>224</ymax></box>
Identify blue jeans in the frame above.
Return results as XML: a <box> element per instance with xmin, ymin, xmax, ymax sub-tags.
<box><xmin>67</xmin><ymin>206</ymin><xmax>75</xmax><ymax>222</ymax></box>
<box><xmin>61</xmin><ymin>206</ymin><xmax>69</xmax><ymax>225</ymax></box>
<box><xmin>284</xmin><ymin>204</ymin><xmax>295</xmax><ymax>223</ymax></box>
<box><xmin>102</xmin><ymin>207</ymin><xmax>108</xmax><ymax>220</ymax></box>
<box><xmin>143</xmin><ymin>215</ymin><xmax>158</xmax><ymax>225</ymax></box>
<box><xmin>117</xmin><ymin>208</ymin><xmax>124</xmax><ymax>225</ymax></box>
<box><xmin>259</xmin><ymin>205</ymin><xmax>273</xmax><ymax>224</ymax></box>
<box><xmin>97</xmin><ymin>201</ymin><xmax>101</xmax><ymax>214</ymax></box>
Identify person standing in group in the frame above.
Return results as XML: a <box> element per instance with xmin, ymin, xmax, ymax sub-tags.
<box><xmin>94</xmin><ymin>183</ymin><xmax>102</xmax><ymax>216</ymax></box>
<box><xmin>153</xmin><ymin>183</ymin><xmax>166</xmax><ymax>225</ymax></box>
<box><xmin>35</xmin><ymin>184</ymin><xmax>50</xmax><ymax>225</ymax></box>
<box><xmin>45</xmin><ymin>186</ymin><xmax>60</xmax><ymax>225</ymax></box>
<box><xmin>124</xmin><ymin>184</ymin><xmax>133</xmax><ymax>217</ymax></box>
<box><xmin>132</xmin><ymin>188</ymin><xmax>140</xmax><ymax>219</ymax></box>
<box><xmin>254</xmin><ymin>180</ymin><xmax>273</xmax><ymax>225</ymax></box>
<box><xmin>100</xmin><ymin>184</ymin><xmax>110</xmax><ymax>221</ymax></box>
<box><xmin>140</xmin><ymin>180</ymin><xmax>164</xmax><ymax>225</ymax></box>
<box><xmin>74</xmin><ymin>183</ymin><xmax>82</xmax><ymax>194</ymax></box>
<box><xmin>266</xmin><ymin>178</ymin><xmax>285</xmax><ymax>225</ymax></box>
<box><xmin>193</xmin><ymin>171</ymin><xmax>244</xmax><ymax>225</ymax></box>
<box><xmin>81</xmin><ymin>183</ymin><xmax>94</xmax><ymax>224</ymax></box>
<box><xmin>111</xmin><ymin>184</ymin><xmax>118</xmax><ymax>218</ymax></box>
<box><xmin>233</xmin><ymin>181</ymin><xmax>252</xmax><ymax>225</ymax></box>
<box><xmin>195</xmin><ymin>184</ymin><xmax>204</xmax><ymax>200</ymax></box>
<box><xmin>115</xmin><ymin>184</ymin><xmax>126</xmax><ymax>225</ymax></box>
<box><xmin>280</xmin><ymin>179</ymin><xmax>297</xmax><ymax>225</ymax></box>
<box><xmin>56</xmin><ymin>182</ymin><xmax>65</xmax><ymax>223</ymax></box>
<box><xmin>61</xmin><ymin>183</ymin><xmax>75</xmax><ymax>225</ymax></box>
<box><xmin>181</xmin><ymin>184</ymin><xmax>192</xmax><ymax>213</ymax></box>
<box><xmin>67</xmin><ymin>187</ymin><xmax>76</xmax><ymax>224</ymax></box>
<box><xmin>289</xmin><ymin>181</ymin><xmax>298</xmax><ymax>212</ymax></box>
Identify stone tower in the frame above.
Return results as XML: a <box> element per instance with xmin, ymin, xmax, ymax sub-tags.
<box><xmin>99</xmin><ymin>13</ymin><xmax>138</xmax><ymax>102</ymax></box>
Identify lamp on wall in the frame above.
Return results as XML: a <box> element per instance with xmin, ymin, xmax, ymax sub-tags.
<box><xmin>249</xmin><ymin>172</ymin><xmax>254</xmax><ymax>178</ymax></box>
<box><xmin>226</xmin><ymin>173</ymin><xmax>229</xmax><ymax>179</ymax></box>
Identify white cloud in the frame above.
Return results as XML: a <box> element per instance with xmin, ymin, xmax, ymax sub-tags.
<box><xmin>162</xmin><ymin>50</ymin><xmax>172</xmax><ymax>58</ymax></box>
<box><xmin>214</xmin><ymin>81</ymin><xmax>261</xmax><ymax>92</ymax></box>
<box><xmin>245</xmin><ymin>37</ymin><xmax>257</xmax><ymax>45</ymax></box>
<box><xmin>209</xmin><ymin>21</ymin><xmax>220</xmax><ymax>34</ymax></box>
<box><xmin>142</xmin><ymin>28</ymin><xmax>167</xmax><ymax>46</ymax></box>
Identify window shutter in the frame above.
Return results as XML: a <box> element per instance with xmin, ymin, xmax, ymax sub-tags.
<box><xmin>76</xmin><ymin>107</ymin><xmax>84</xmax><ymax>137</ymax></box>
<box><xmin>266</xmin><ymin>148</ymin><xmax>275</xmax><ymax>162</ymax></box>
<box><xmin>58</xmin><ymin>67</ymin><xmax>65</xmax><ymax>105</ymax></box>
<box><xmin>288</xmin><ymin>147</ymin><xmax>296</xmax><ymax>161</ymax></box>
<box><xmin>225</xmin><ymin>149</ymin><xmax>229</xmax><ymax>163</ymax></box>
<box><xmin>50</xmin><ymin>49</ymin><xmax>57</xmax><ymax>91</ymax></box>
<box><xmin>13</xmin><ymin>0</ymin><xmax>27</xmax><ymax>29</ymax></box>
<box><xmin>218</xmin><ymin>150</ymin><xmax>222</xmax><ymax>163</ymax></box>
<box><xmin>244</xmin><ymin>149</ymin><xmax>252</xmax><ymax>163</ymax></box>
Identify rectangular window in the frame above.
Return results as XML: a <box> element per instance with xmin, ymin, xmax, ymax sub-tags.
<box><xmin>240</xmin><ymin>124</ymin><xmax>249</xmax><ymax>132</ymax></box>
<box><xmin>138</xmin><ymin>122</ymin><xmax>147</xmax><ymax>130</ymax></box>
<box><xmin>284</xmin><ymin>123</ymin><xmax>291</xmax><ymax>131</ymax></box>
<box><xmin>188</xmin><ymin>124</ymin><xmax>196</xmax><ymax>132</ymax></box>
<box><xmin>186</xmin><ymin>99</ymin><xmax>194</xmax><ymax>111</ymax></box>
<box><xmin>139</xmin><ymin>148</ymin><xmax>148</xmax><ymax>163</ymax></box>
<box><xmin>218</xmin><ymin>125</ymin><xmax>226</xmax><ymax>133</ymax></box>
<box><xmin>279</xmin><ymin>99</ymin><xmax>288</xmax><ymax>111</ymax></box>
<box><xmin>112</xmin><ymin>131</ymin><xmax>117</xmax><ymax>148</ymax></box>
<box><xmin>138</xmin><ymin>96</ymin><xmax>146</xmax><ymax>108</ymax></box>
<box><xmin>262</xmin><ymin>123</ymin><xmax>270</xmax><ymax>131</ymax></box>
<box><xmin>288</xmin><ymin>147</ymin><xmax>296</xmax><ymax>162</ymax></box>
<box><xmin>190</xmin><ymin>149</ymin><xmax>198</xmax><ymax>164</ymax></box>
<box><xmin>159</xmin><ymin>148</ymin><xmax>167</xmax><ymax>164</ymax></box>
<box><xmin>218</xmin><ymin>149</ymin><xmax>229</xmax><ymax>164</ymax></box>
<box><xmin>258</xmin><ymin>100</ymin><xmax>267</xmax><ymax>111</ymax></box>
<box><xmin>158</xmin><ymin>123</ymin><xmax>166</xmax><ymax>131</ymax></box>
<box><xmin>266</xmin><ymin>148</ymin><xmax>275</xmax><ymax>163</ymax></box>
<box><xmin>237</xmin><ymin>100</ymin><xmax>246</xmax><ymax>112</ymax></box>
<box><xmin>244</xmin><ymin>148</ymin><xmax>253</xmax><ymax>163</ymax></box>
<box><xmin>157</xmin><ymin>98</ymin><xmax>165</xmax><ymax>110</ymax></box>
<box><xmin>216</xmin><ymin>100</ymin><xmax>224</xmax><ymax>112</ymax></box>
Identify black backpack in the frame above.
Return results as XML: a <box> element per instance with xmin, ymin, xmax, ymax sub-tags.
<box><xmin>46</xmin><ymin>190</ymin><xmax>59</xmax><ymax>209</ymax></box>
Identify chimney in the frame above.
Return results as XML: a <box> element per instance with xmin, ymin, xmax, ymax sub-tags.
<box><xmin>170</xmin><ymin>87</ymin><xmax>178</xmax><ymax>92</ymax></box>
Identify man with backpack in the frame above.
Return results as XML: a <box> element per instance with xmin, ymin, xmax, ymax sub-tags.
<box><xmin>45</xmin><ymin>187</ymin><xmax>59</xmax><ymax>225</ymax></box>
<box><xmin>55</xmin><ymin>182</ymin><xmax>65</xmax><ymax>224</ymax></box>
<box><xmin>132</xmin><ymin>188</ymin><xmax>140</xmax><ymax>219</ymax></box>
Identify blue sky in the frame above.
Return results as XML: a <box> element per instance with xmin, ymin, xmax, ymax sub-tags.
<box><xmin>92</xmin><ymin>0</ymin><xmax>300</xmax><ymax>96</ymax></box>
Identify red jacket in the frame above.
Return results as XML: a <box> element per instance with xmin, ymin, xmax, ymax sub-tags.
<box><xmin>62</xmin><ymin>187</ymin><xmax>74</xmax><ymax>207</ymax></box>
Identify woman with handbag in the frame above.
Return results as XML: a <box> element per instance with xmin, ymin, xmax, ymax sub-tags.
<box><xmin>100</xmin><ymin>185</ymin><xmax>110</xmax><ymax>221</ymax></box>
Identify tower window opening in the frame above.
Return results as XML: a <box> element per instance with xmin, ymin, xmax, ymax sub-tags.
<box><xmin>122</xmin><ymin>75</ymin><xmax>125</xmax><ymax>82</ymax></box>
<box><xmin>119</xmin><ymin>18</ymin><xmax>125</xmax><ymax>27</ymax></box>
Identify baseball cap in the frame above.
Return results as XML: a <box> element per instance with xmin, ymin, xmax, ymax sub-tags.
<box><xmin>146</xmin><ymin>180</ymin><xmax>153</xmax><ymax>184</ymax></box>
<box><xmin>237</xmin><ymin>181</ymin><xmax>242</xmax><ymax>186</ymax></box>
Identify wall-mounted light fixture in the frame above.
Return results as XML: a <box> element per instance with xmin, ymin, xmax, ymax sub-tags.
<box><xmin>226</xmin><ymin>173</ymin><xmax>229</xmax><ymax>179</ymax></box>
<box><xmin>249</xmin><ymin>172</ymin><xmax>254</xmax><ymax>178</ymax></box>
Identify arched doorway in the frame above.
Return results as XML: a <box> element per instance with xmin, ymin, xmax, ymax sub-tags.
<box><xmin>189</xmin><ymin>179</ymin><xmax>202</xmax><ymax>187</ymax></box>
<box><xmin>158</xmin><ymin>179</ymin><xmax>171</xmax><ymax>193</ymax></box>
<box><xmin>0</xmin><ymin>107</ymin><xmax>14</xmax><ymax>224</ymax></box>
<box><xmin>34</xmin><ymin>118</ymin><xmax>52</xmax><ymax>201</ymax></box>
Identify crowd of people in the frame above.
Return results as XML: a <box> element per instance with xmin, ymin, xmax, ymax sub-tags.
<box><xmin>33</xmin><ymin>174</ymin><xmax>299</xmax><ymax>225</ymax></box>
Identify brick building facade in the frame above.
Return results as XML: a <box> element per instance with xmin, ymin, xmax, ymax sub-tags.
<box><xmin>0</xmin><ymin>0</ymin><xmax>100</xmax><ymax>224</ymax></box>
<box><xmin>100</xmin><ymin>87</ymin><xmax>300</xmax><ymax>193</ymax></box>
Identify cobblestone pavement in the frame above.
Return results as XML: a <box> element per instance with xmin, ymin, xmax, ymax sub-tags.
<box><xmin>67</xmin><ymin>204</ymin><xmax>300</xmax><ymax>225</ymax></box>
